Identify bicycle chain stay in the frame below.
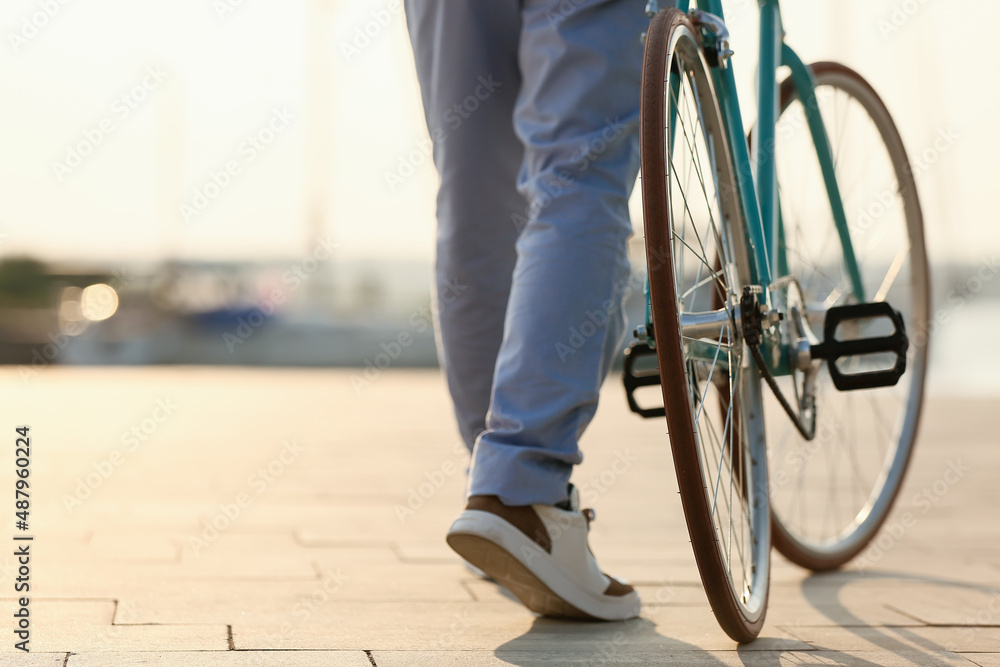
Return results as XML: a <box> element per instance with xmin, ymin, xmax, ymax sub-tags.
<box><xmin>740</xmin><ymin>287</ymin><xmax>817</xmax><ymax>440</ymax></box>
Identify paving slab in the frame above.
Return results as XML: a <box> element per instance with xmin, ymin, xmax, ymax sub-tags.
<box><xmin>781</xmin><ymin>625</ymin><xmax>1000</xmax><ymax>652</ymax></box>
<box><xmin>0</xmin><ymin>599</ymin><xmax>114</xmax><ymax>626</ymax></box>
<box><xmin>66</xmin><ymin>650</ymin><xmax>373</xmax><ymax>666</ymax></box>
<box><xmin>0</xmin><ymin>655</ymin><xmax>68</xmax><ymax>666</ymax></box>
<box><xmin>0</xmin><ymin>623</ymin><xmax>229</xmax><ymax>653</ymax></box>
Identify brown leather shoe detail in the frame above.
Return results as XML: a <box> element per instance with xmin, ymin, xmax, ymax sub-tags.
<box><xmin>466</xmin><ymin>495</ymin><xmax>552</xmax><ymax>553</ymax></box>
<box><xmin>602</xmin><ymin>575</ymin><xmax>634</xmax><ymax>597</ymax></box>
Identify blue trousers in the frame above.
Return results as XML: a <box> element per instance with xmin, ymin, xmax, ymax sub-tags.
<box><xmin>404</xmin><ymin>0</ymin><xmax>647</xmax><ymax>506</ymax></box>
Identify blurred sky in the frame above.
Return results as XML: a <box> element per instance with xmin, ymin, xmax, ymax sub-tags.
<box><xmin>0</xmin><ymin>0</ymin><xmax>996</xmax><ymax>265</ymax></box>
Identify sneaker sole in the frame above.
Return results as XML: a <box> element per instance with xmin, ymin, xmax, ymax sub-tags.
<box><xmin>447</xmin><ymin>532</ymin><xmax>596</xmax><ymax>620</ymax></box>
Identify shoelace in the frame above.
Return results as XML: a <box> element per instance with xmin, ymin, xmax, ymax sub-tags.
<box><xmin>582</xmin><ymin>508</ymin><xmax>596</xmax><ymax>528</ymax></box>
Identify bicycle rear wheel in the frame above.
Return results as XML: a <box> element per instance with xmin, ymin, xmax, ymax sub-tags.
<box><xmin>641</xmin><ymin>8</ymin><xmax>770</xmax><ymax>642</ymax></box>
<box><xmin>766</xmin><ymin>62</ymin><xmax>930</xmax><ymax>570</ymax></box>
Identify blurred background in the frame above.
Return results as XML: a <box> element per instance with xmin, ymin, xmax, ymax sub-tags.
<box><xmin>1</xmin><ymin>0</ymin><xmax>997</xmax><ymax>393</ymax></box>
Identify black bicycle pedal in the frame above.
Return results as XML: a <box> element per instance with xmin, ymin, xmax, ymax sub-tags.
<box><xmin>623</xmin><ymin>340</ymin><xmax>666</xmax><ymax>418</ymax></box>
<box><xmin>810</xmin><ymin>302</ymin><xmax>909</xmax><ymax>391</ymax></box>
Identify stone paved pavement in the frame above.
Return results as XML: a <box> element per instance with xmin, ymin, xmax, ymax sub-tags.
<box><xmin>1</xmin><ymin>367</ymin><xmax>997</xmax><ymax>665</ymax></box>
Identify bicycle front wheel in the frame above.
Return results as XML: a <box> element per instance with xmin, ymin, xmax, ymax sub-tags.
<box><xmin>641</xmin><ymin>9</ymin><xmax>770</xmax><ymax>642</ymax></box>
<box><xmin>766</xmin><ymin>62</ymin><xmax>931</xmax><ymax>570</ymax></box>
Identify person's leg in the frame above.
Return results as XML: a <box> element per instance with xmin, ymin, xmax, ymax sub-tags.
<box><xmin>403</xmin><ymin>0</ymin><xmax>525</xmax><ymax>451</ymax></box>
<box><xmin>467</xmin><ymin>0</ymin><xmax>648</xmax><ymax>505</ymax></box>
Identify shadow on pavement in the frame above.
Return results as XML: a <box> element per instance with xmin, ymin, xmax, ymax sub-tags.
<box><xmin>478</xmin><ymin>568</ymin><xmax>998</xmax><ymax>665</ymax></box>
<box><xmin>788</xmin><ymin>568</ymin><xmax>1000</xmax><ymax>665</ymax></box>
<box><xmin>493</xmin><ymin>616</ymin><xmax>734</xmax><ymax>666</ymax></box>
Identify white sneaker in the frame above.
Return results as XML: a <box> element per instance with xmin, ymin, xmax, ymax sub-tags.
<box><xmin>446</xmin><ymin>485</ymin><xmax>640</xmax><ymax>621</ymax></box>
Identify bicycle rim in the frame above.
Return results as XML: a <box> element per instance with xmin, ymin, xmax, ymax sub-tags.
<box><xmin>641</xmin><ymin>9</ymin><xmax>770</xmax><ymax>642</ymax></box>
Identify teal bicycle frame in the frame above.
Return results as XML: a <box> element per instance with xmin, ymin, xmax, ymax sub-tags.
<box><xmin>646</xmin><ymin>0</ymin><xmax>866</xmax><ymax>373</ymax></box>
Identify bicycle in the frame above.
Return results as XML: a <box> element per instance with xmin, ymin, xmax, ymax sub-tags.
<box><xmin>621</xmin><ymin>0</ymin><xmax>930</xmax><ymax>642</ymax></box>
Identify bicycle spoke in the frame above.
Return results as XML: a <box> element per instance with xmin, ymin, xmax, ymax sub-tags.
<box><xmin>873</xmin><ymin>244</ymin><xmax>910</xmax><ymax>303</ymax></box>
